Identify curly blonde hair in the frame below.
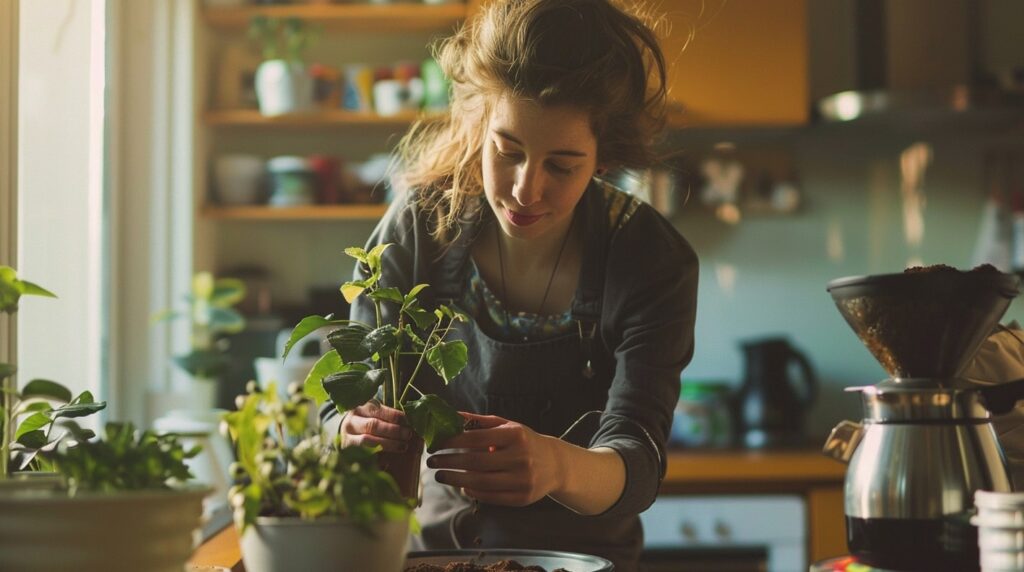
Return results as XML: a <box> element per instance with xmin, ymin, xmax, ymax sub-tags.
<box><xmin>394</xmin><ymin>0</ymin><xmax>669</xmax><ymax>243</ymax></box>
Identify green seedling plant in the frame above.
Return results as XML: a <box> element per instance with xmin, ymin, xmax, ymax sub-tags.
<box><xmin>248</xmin><ymin>16</ymin><xmax>320</xmax><ymax>63</ymax></box>
<box><xmin>0</xmin><ymin>267</ymin><xmax>106</xmax><ymax>479</ymax></box>
<box><xmin>285</xmin><ymin>244</ymin><xmax>468</xmax><ymax>450</ymax></box>
<box><xmin>222</xmin><ymin>381</ymin><xmax>414</xmax><ymax>533</ymax></box>
<box><xmin>46</xmin><ymin>422</ymin><xmax>199</xmax><ymax>495</ymax></box>
<box><xmin>154</xmin><ymin>272</ymin><xmax>246</xmax><ymax>379</ymax></box>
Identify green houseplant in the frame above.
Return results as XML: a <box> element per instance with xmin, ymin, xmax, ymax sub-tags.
<box><xmin>285</xmin><ymin>244</ymin><xmax>469</xmax><ymax>498</ymax></box>
<box><xmin>155</xmin><ymin>271</ymin><xmax>246</xmax><ymax>411</ymax></box>
<box><xmin>0</xmin><ymin>420</ymin><xmax>207</xmax><ymax>572</ymax></box>
<box><xmin>223</xmin><ymin>381</ymin><xmax>415</xmax><ymax>572</ymax></box>
<box><xmin>248</xmin><ymin>16</ymin><xmax>319</xmax><ymax>116</ymax></box>
<box><xmin>0</xmin><ymin>267</ymin><xmax>106</xmax><ymax>480</ymax></box>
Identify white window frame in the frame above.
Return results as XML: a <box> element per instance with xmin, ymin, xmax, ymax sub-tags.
<box><xmin>0</xmin><ymin>0</ymin><xmax>17</xmax><ymax>367</ymax></box>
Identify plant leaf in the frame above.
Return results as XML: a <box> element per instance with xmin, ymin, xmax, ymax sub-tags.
<box><xmin>368</xmin><ymin>287</ymin><xmax>403</xmax><ymax>305</ymax></box>
<box><xmin>0</xmin><ymin>362</ymin><xmax>16</xmax><ymax>380</ymax></box>
<box><xmin>15</xmin><ymin>411</ymin><xmax>53</xmax><ymax>441</ymax></box>
<box><xmin>340</xmin><ymin>279</ymin><xmax>370</xmax><ymax>304</ymax></box>
<box><xmin>173</xmin><ymin>349</ymin><xmax>229</xmax><ymax>377</ymax></box>
<box><xmin>302</xmin><ymin>350</ymin><xmax>343</xmax><ymax>406</ymax></box>
<box><xmin>284</xmin><ymin>314</ymin><xmax>348</xmax><ymax>359</ymax></box>
<box><xmin>19</xmin><ymin>279</ymin><xmax>57</xmax><ymax>299</ymax></box>
<box><xmin>326</xmin><ymin>322</ymin><xmax>374</xmax><ymax>363</ymax></box>
<box><xmin>343</xmin><ymin>247</ymin><xmax>368</xmax><ymax>264</ymax></box>
<box><xmin>193</xmin><ymin>272</ymin><xmax>215</xmax><ymax>300</ymax></box>
<box><xmin>210</xmin><ymin>278</ymin><xmax>246</xmax><ymax>307</ymax></box>
<box><xmin>366</xmin><ymin>243</ymin><xmax>391</xmax><ymax>275</ymax></box>
<box><xmin>403</xmin><ymin>325</ymin><xmax>425</xmax><ymax>352</ymax></box>
<box><xmin>21</xmin><ymin>379</ymin><xmax>73</xmax><ymax>402</ymax></box>
<box><xmin>322</xmin><ymin>368</ymin><xmax>385</xmax><ymax>411</ymax></box>
<box><xmin>15</xmin><ymin>429</ymin><xmax>47</xmax><ymax>449</ymax></box>
<box><xmin>51</xmin><ymin>400</ymin><xmax>106</xmax><ymax>419</ymax></box>
<box><xmin>209</xmin><ymin>307</ymin><xmax>245</xmax><ymax>334</ymax></box>
<box><xmin>404</xmin><ymin>284</ymin><xmax>429</xmax><ymax>305</ymax></box>
<box><xmin>404</xmin><ymin>394</ymin><xmax>464</xmax><ymax>449</ymax></box>
<box><xmin>402</xmin><ymin>300</ymin><xmax>437</xmax><ymax>331</ymax></box>
<box><xmin>426</xmin><ymin>341</ymin><xmax>468</xmax><ymax>384</ymax></box>
<box><xmin>361</xmin><ymin>326</ymin><xmax>399</xmax><ymax>358</ymax></box>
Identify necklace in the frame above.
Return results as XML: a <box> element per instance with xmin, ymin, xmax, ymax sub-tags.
<box><xmin>495</xmin><ymin>214</ymin><xmax>575</xmax><ymax>334</ymax></box>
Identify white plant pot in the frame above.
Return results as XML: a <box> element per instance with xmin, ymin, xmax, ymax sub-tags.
<box><xmin>255</xmin><ymin>60</ymin><xmax>313</xmax><ymax>117</ymax></box>
<box><xmin>241</xmin><ymin>516</ymin><xmax>410</xmax><ymax>572</ymax></box>
<box><xmin>0</xmin><ymin>486</ymin><xmax>208</xmax><ymax>572</ymax></box>
<box><xmin>190</xmin><ymin>375</ymin><xmax>219</xmax><ymax>411</ymax></box>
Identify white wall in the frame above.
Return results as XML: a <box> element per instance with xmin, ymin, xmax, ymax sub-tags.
<box><xmin>17</xmin><ymin>0</ymin><xmax>105</xmax><ymax>408</ymax></box>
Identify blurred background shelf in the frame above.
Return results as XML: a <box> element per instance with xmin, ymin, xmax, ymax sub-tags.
<box><xmin>203</xmin><ymin>109</ymin><xmax>437</xmax><ymax>128</ymax></box>
<box><xmin>203</xmin><ymin>3</ymin><xmax>467</xmax><ymax>32</ymax></box>
<box><xmin>201</xmin><ymin>204</ymin><xmax>389</xmax><ymax>221</ymax></box>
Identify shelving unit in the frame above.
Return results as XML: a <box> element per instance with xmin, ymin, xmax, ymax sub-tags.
<box><xmin>203</xmin><ymin>109</ymin><xmax>438</xmax><ymax>128</ymax></box>
<box><xmin>201</xmin><ymin>204</ymin><xmax>389</xmax><ymax>221</ymax></box>
<box><xmin>203</xmin><ymin>3</ymin><xmax>467</xmax><ymax>32</ymax></box>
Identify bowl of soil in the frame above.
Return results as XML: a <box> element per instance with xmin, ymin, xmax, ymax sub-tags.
<box><xmin>404</xmin><ymin>549</ymin><xmax>613</xmax><ymax>572</ymax></box>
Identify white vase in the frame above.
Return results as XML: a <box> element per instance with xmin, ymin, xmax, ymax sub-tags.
<box><xmin>0</xmin><ymin>486</ymin><xmax>208</xmax><ymax>572</ymax></box>
<box><xmin>189</xmin><ymin>375</ymin><xmax>219</xmax><ymax>411</ymax></box>
<box><xmin>255</xmin><ymin>60</ymin><xmax>313</xmax><ymax>117</ymax></box>
<box><xmin>241</xmin><ymin>516</ymin><xmax>410</xmax><ymax>572</ymax></box>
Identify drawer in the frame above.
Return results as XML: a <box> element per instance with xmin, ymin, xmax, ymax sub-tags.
<box><xmin>641</xmin><ymin>495</ymin><xmax>806</xmax><ymax>546</ymax></box>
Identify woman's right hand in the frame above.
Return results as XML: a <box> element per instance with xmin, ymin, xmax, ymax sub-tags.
<box><xmin>339</xmin><ymin>399</ymin><xmax>416</xmax><ymax>453</ymax></box>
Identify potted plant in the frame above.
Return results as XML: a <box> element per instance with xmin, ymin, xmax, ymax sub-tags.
<box><xmin>0</xmin><ymin>422</ymin><xmax>207</xmax><ymax>572</ymax></box>
<box><xmin>284</xmin><ymin>244</ymin><xmax>469</xmax><ymax>498</ymax></box>
<box><xmin>248</xmin><ymin>16</ymin><xmax>319</xmax><ymax>117</ymax></box>
<box><xmin>223</xmin><ymin>381</ymin><xmax>415</xmax><ymax>572</ymax></box>
<box><xmin>0</xmin><ymin>267</ymin><xmax>106</xmax><ymax>482</ymax></box>
<box><xmin>155</xmin><ymin>271</ymin><xmax>246</xmax><ymax>412</ymax></box>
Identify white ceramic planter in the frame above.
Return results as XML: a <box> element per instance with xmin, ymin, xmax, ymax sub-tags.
<box><xmin>255</xmin><ymin>60</ymin><xmax>313</xmax><ymax>117</ymax></box>
<box><xmin>0</xmin><ymin>486</ymin><xmax>208</xmax><ymax>572</ymax></box>
<box><xmin>241</xmin><ymin>515</ymin><xmax>410</xmax><ymax>572</ymax></box>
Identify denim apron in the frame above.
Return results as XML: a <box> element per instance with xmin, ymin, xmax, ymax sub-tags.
<box><xmin>409</xmin><ymin>200</ymin><xmax>644</xmax><ymax>570</ymax></box>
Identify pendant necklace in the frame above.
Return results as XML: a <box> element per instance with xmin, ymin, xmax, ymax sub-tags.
<box><xmin>495</xmin><ymin>214</ymin><xmax>575</xmax><ymax>342</ymax></box>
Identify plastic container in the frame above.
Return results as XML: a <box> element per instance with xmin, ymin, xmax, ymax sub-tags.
<box><xmin>670</xmin><ymin>380</ymin><xmax>733</xmax><ymax>448</ymax></box>
<box><xmin>974</xmin><ymin>490</ymin><xmax>1024</xmax><ymax>572</ymax></box>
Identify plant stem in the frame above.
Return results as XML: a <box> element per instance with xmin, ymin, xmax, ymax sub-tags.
<box><xmin>0</xmin><ymin>377</ymin><xmax>10</xmax><ymax>479</ymax></box>
<box><xmin>398</xmin><ymin>320</ymin><xmax>443</xmax><ymax>404</ymax></box>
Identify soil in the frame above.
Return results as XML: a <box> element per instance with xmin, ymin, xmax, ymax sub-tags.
<box><xmin>404</xmin><ymin>560</ymin><xmax>571</xmax><ymax>572</ymax></box>
<box><xmin>903</xmin><ymin>263</ymin><xmax>999</xmax><ymax>274</ymax></box>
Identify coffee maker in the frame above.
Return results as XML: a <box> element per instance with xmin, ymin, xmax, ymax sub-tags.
<box><xmin>822</xmin><ymin>268</ymin><xmax>1024</xmax><ymax>572</ymax></box>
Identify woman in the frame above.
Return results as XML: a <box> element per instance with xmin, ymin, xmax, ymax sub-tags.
<box><xmin>325</xmin><ymin>0</ymin><xmax>698</xmax><ymax>568</ymax></box>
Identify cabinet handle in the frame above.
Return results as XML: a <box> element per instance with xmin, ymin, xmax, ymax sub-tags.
<box><xmin>679</xmin><ymin>521</ymin><xmax>697</xmax><ymax>541</ymax></box>
<box><xmin>714</xmin><ymin>520</ymin><xmax>732</xmax><ymax>540</ymax></box>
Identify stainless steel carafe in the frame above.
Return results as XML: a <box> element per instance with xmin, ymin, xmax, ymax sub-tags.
<box><xmin>822</xmin><ymin>269</ymin><xmax>1024</xmax><ymax>572</ymax></box>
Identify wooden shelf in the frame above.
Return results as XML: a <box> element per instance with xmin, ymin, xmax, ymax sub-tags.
<box><xmin>203</xmin><ymin>109</ymin><xmax>440</xmax><ymax>128</ymax></box>
<box><xmin>203</xmin><ymin>3</ymin><xmax>467</xmax><ymax>32</ymax></box>
<box><xmin>201</xmin><ymin>204</ymin><xmax>389</xmax><ymax>221</ymax></box>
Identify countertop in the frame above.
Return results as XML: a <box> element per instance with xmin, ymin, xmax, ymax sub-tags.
<box><xmin>190</xmin><ymin>448</ymin><xmax>846</xmax><ymax>569</ymax></box>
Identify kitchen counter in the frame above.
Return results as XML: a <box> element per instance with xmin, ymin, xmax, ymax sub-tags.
<box><xmin>190</xmin><ymin>448</ymin><xmax>847</xmax><ymax>569</ymax></box>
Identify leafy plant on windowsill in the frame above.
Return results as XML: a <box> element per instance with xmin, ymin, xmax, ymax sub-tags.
<box><xmin>154</xmin><ymin>272</ymin><xmax>246</xmax><ymax>380</ymax></box>
<box><xmin>46</xmin><ymin>421</ymin><xmax>199</xmax><ymax>495</ymax></box>
<box><xmin>284</xmin><ymin>244</ymin><xmax>468</xmax><ymax>450</ymax></box>
<box><xmin>222</xmin><ymin>381</ymin><xmax>414</xmax><ymax>533</ymax></box>
<box><xmin>0</xmin><ymin>267</ymin><xmax>106</xmax><ymax>479</ymax></box>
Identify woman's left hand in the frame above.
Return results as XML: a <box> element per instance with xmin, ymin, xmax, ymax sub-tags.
<box><xmin>426</xmin><ymin>412</ymin><xmax>564</xmax><ymax>507</ymax></box>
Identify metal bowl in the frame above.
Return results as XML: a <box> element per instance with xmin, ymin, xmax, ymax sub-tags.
<box><xmin>405</xmin><ymin>549</ymin><xmax>614</xmax><ymax>571</ymax></box>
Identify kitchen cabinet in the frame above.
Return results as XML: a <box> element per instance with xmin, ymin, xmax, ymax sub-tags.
<box><xmin>657</xmin><ymin>0</ymin><xmax>809</xmax><ymax>128</ymax></box>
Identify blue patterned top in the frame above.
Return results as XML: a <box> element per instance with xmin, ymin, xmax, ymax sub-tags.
<box><xmin>460</xmin><ymin>259</ymin><xmax>575</xmax><ymax>343</ymax></box>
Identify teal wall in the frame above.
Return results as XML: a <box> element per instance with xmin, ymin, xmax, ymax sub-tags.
<box><xmin>672</xmin><ymin>126</ymin><xmax>1024</xmax><ymax>439</ymax></box>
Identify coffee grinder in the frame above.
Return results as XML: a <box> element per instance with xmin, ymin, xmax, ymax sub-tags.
<box><xmin>822</xmin><ymin>268</ymin><xmax>1024</xmax><ymax>572</ymax></box>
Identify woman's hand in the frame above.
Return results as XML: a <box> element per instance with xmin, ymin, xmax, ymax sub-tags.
<box><xmin>426</xmin><ymin>412</ymin><xmax>565</xmax><ymax>507</ymax></box>
<box><xmin>340</xmin><ymin>399</ymin><xmax>416</xmax><ymax>453</ymax></box>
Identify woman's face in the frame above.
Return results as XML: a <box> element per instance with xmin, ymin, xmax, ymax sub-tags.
<box><xmin>482</xmin><ymin>94</ymin><xmax>599</xmax><ymax>241</ymax></box>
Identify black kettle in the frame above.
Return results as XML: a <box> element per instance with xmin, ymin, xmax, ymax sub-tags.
<box><xmin>734</xmin><ymin>337</ymin><xmax>818</xmax><ymax>448</ymax></box>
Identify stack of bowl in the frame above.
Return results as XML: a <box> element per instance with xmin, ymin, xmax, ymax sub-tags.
<box><xmin>974</xmin><ymin>490</ymin><xmax>1024</xmax><ymax>571</ymax></box>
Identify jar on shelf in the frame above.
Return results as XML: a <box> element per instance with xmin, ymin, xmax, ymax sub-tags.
<box><xmin>267</xmin><ymin>156</ymin><xmax>315</xmax><ymax>207</ymax></box>
<box><xmin>670</xmin><ymin>380</ymin><xmax>734</xmax><ymax>448</ymax></box>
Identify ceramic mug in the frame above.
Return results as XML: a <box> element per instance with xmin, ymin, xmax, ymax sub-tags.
<box><xmin>214</xmin><ymin>154</ymin><xmax>265</xmax><ymax>205</ymax></box>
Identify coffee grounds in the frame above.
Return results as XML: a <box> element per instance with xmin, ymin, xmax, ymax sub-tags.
<box><xmin>903</xmin><ymin>263</ymin><xmax>1000</xmax><ymax>274</ymax></box>
<box><xmin>404</xmin><ymin>560</ymin><xmax>571</xmax><ymax>572</ymax></box>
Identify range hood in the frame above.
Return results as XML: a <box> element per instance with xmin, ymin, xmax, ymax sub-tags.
<box><xmin>815</xmin><ymin>0</ymin><xmax>1024</xmax><ymax>123</ymax></box>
